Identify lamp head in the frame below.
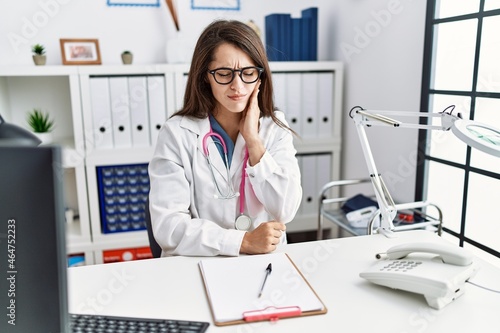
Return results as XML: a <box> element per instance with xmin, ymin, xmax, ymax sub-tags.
<box><xmin>451</xmin><ymin>119</ymin><xmax>500</xmax><ymax>158</ymax></box>
<box><xmin>0</xmin><ymin>114</ymin><xmax>41</xmax><ymax>146</ymax></box>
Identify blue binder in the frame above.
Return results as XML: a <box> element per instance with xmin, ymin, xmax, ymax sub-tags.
<box><xmin>301</xmin><ymin>7</ymin><xmax>318</xmax><ymax>60</ymax></box>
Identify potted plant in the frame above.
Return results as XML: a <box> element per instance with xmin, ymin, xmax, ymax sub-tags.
<box><xmin>121</xmin><ymin>50</ymin><xmax>133</xmax><ymax>65</ymax></box>
<box><xmin>27</xmin><ymin>108</ymin><xmax>54</xmax><ymax>144</ymax></box>
<box><xmin>32</xmin><ymin>44</ymin><xmax>47</xmax><ymax>66</ymax></box>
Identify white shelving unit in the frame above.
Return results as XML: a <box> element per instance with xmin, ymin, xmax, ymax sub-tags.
<box><xmin>0</xmin><ymin>61</ymin><xmax>343</xmax><ymax>264</ymax></box>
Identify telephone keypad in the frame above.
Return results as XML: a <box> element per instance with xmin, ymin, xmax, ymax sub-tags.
<box><xmin>380</xmin><ymin>260</ymin><xmax>423</xmax><ymax>272</ymax></box>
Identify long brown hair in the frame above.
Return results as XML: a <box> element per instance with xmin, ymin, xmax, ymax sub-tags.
<box><xmin>174</xmin><ymin>20</ymin><xmax>290</xmax><ymax>131</ymax></box>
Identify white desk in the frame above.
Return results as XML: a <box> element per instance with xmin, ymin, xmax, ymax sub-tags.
<box><xmin>68</xmin><ymin>231</ymin><xmax>500</xmax><ymax>332</ymax></box>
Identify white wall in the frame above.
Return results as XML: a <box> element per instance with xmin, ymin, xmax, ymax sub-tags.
<box><xmin>0</xmin><ymin>0</ymin><xmax>427</xmax><ymax>202</ymax></box>
<box><xmin>332</xmin><ymin>0</ymin><xmax>427</xmax><ymax>203</ymax></box>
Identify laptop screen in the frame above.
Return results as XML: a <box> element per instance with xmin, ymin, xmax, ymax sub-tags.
<box><xmin>0</xmin><ymin>145</ymin><xmax>69</xmax><ymax>333</ymax></box>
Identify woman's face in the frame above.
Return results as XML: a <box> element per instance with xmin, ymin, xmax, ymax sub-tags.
<box><xmin>207</xmin><ymin>43</ymin><xmax>259</xmax><ymax>116</ymax></box>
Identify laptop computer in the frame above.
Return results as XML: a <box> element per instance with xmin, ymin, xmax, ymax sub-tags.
<box><xmin>0</xmin><ymin>145</ymin><xmax>208</xmax><ymax>333</ymax></box>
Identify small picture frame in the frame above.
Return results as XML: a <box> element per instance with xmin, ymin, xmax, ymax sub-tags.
<box><xmin>60</xmin><ymin>39</ymin><xmax>102</xmax><ymax>65</ymax></box>
<box><xmin>191</xmin><ymin>0</ymin><xmax>240</xmax><ymax>11</ymax></box>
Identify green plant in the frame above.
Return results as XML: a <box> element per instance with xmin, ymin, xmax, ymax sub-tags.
<box><xmin>122</xmin><ymin>50</ymin><xmax>132</xmax><ymax>55</ymax></box>
<box><xmin>31</xmin><ymin>44</ymin><xmax>46</xmax><ymax>55</ymax></box>
<box><xmin>27</xmin><ymin>108</ymin><xmax>54</xmax><ymax>133</ymax></box>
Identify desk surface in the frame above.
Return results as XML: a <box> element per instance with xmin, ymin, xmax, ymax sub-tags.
<box><xmin>68</xmin><ymin>231</ymin><xmax>500</xmax><ymax>333</ymax></box>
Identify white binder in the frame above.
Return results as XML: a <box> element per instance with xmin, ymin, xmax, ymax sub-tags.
<box><xmin>89</xmin><ymin>77</ymin><xmax>113</xmax><ymax>149</ymax></box>
<box><xmin>109</xmin><ymin>77</ymin><xmax>132</xmax><ymax>148</ymax></box>
<box><xmin>174</xmin><ymin>73</ymin><xmax>188</xmax><ymax>112</ymax></box>
<box><xmin>285</xmin><ymin>73</ymin><xmax>302</xmax><ymax>137</ymax></box>
<box><xmin>316</xmin><ymin>154</ymin><xmax>331</xmax><ymax>205</ymax></box>
<box><xmin>300</xmin><ymin>154</ymin><xmax>317</xmax><ymax>215</ymax></box>
<box><xmin>317</xmin><ymin>73</ymin><xmax>334</xmax><ymax>138</ymax></box>
<box><xmin>301</xmin><ymin>73</ymin><xmax>318</xmax><ymax>139</ymax></box>
<box><xmin>128</xmin><ymin>76</ymin><xmax>150</xmax><ymax>147</ymax></box>
<box><xmin>272</xmin><ymin>73</ymin><xmax>287</xmax><ymax>113</ymax></box>
<box><xmin>147</xmin><ymin>76</ymin><xmax>167</xmax><ymax>146</ymax></box>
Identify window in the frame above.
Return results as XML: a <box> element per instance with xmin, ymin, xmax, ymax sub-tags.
<box><xmin>417</xmin><ymin>1</ymin><xmax>500</xmax><ymax>266</ymax></box>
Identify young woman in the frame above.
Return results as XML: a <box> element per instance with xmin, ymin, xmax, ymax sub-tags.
<box><xmin>148</xmin><ymin>20</ymin><xmax>302</xmax><ymax>256</ymax></box>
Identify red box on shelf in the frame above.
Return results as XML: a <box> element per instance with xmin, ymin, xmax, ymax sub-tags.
<box><xmin>102</xmin><ymin>246</ymin><xmax>153</xmax><ymax>263</ymax></box>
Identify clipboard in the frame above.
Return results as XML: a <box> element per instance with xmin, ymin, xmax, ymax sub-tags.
<box><xmin>199</xmin><ymin>252</ymin><xmax>327</xmax><ymax>326</ymax></box>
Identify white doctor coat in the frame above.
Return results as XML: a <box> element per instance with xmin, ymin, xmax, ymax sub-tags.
<box><xmin>148</xmin><ymin>111</ymin><xmax>302</xmax><ymax>256</ymax></box>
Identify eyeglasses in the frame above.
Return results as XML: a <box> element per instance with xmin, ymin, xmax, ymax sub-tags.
<box><xmin>208</xmin><ymin>66</ymin><xmax>264</xmax><ymax>85</ymax></box>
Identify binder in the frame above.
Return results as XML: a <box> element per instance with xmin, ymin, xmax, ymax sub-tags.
<box><xmin>316</xmin><ymin>154</ymin><xmax>332</xmax><ymax>206</ymax></box>
<box><xmin>272</xmin><ymin>73</ymin><xmax>287</xmax><ymax>112</ymax></box>
<box><xmin>109</xmin><ymin>77</ymin><xmax>132</xmax><ymax>148</ymax></box>
<box><xmin>300</xmin><ymin>17</ymin><xmax>312</xmax><ymax>61</ymax></box>
<box><xmin>317</xmin><ymin>72</ymin><xmax>334</xmax><ymax>138</ymax></box>
<box><xmin>265</xmin><ymin>14</ymin><xmax>279</xmax><ymax>61</ymax></box>
<box><xmin>301</xmin><ymin>7</ymin><xmax>318</xmax><ymax>60</ymax></box>
<box><xmin>128</xmin><ymin>76</ymin><xmax>151</xmax><ymax>147</ymax></box>
<box><xmin>199</xmin><ymin>252</ymin><xmax>327</xmax><ymax>326</ymax></box>
<box><xmin>265</xmin><ymin>13</ymin><xmax>291</xmax><ymax>61</ymax></box>
<box><xmin>290</xmin><ymin>18</ymin><xmax>302</xmax><ymax>61</ymax></box>
<box><xmin>300</xmin><ymin>154</ymin><xmax>317</xmax><ymax>215</ymax></box>
<box><xmin>89</xmin><ymin>77</ymin><xmax>113</xmax><ymax>149</ymax></box>
<box><xmin>279</xmin><ymin>14</ymin><xmax>292</xmax><ymax>61</ymax></box>
<box><xmin>147</xmin><ymin>76</ymin><xmax>167</xmax><ymax>146</ymax></box>
<box><xmin>285</xmin><ymin>73</ymin><xmax>302</xmax><ymax>137</ymax></box>
<box><xmin>301</xmin><ymin>73</ymin><xmax>318</xmax><ymax>138</ymax></box>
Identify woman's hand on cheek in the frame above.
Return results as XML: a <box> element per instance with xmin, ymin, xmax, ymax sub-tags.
<box><xmin>239</xmin><ymin>80</ymin><xmax>261</xmax><ymax>144</ymax></box>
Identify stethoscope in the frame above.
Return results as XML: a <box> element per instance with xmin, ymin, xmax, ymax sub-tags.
<box><xmin>202</xmin><ymin>128</ymin><xmax>253</xmax><ymax>231</ymax></box>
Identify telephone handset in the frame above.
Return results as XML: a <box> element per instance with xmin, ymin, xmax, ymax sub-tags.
<box><xmin>360</xmin><ymin>242</ymin><xmax>479</xmax><ymax>309</ymax></box>
<box><xmin>375</xmin><ymin>242</ymin><xmax>474</xmax><ymax>266</ymax></box>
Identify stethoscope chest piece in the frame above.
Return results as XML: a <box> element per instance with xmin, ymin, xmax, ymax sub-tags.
<box><xmin>235</xmin><ymin>214</ymin><xmax>252</xmax><ymax>231</ymax></box>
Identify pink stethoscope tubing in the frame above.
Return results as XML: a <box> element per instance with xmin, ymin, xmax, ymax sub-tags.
<box><xmin>202</xmin><ymin>130</ymin><xmax>249</xmax><ymax>217</ymax></box>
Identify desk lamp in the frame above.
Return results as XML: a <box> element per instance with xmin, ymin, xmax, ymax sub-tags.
<box><xmin>350</xmin><ymin>105</ymin><xmax>500</xmax><ymax>238</ymax></box>
<box><xmin>0</xmin><ymin>113</ymin><xmax>41</xmax><ymax>146</ymax></box>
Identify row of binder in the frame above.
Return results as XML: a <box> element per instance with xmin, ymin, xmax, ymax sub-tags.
<box><xmin>88</xmin><ymin>70</ymin><xmax>334</xmax><ymax>148</ymax></box>
<box><xmin>273</xmin><ymin>71</ymin><xmax>335</xmax><ymax>139</ymax></box>
<box><xmin>265</xmin><ymin>7</ymin><xmax>318</xmax><ymax>61</ymax></box>
<box><xmin>297</xmin><ymin>153</ymin><xmax>332</xmax><ymax>216</ymax></box>
<box><xmin>89</xmin><ymin>76</ymin><xmax>167</xmax><ymax>149</ymax></box>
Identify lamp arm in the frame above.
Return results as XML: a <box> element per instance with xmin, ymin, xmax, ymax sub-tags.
<box><xmin>350</xmin><ymin>105</ymin><xmax>462</xmax><ymax>237</ymax></box>
<box><xmin>352</xmin><ymin>108</ymin><xmax>461</xmax><ymax>131</ymax></box>
<box><xmin>353</xmin><ymin>112</ymin><xmax>397</xmax><ymax>236</ymax></box>
<box><xmin>350</xmin><ymin>104</ymin><xmax>500</xmax><ymax>236</ymax></box>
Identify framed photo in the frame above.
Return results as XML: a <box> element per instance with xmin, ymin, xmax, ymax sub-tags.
<box><xmin>191</xmin><ymin>0</ymin><xmax>240</xmax><ymax>11</ymax></box>
<box><xmin>60</xmin><ymin>39</ymin><xmax>102</xmax><ymax>65</ymax></box>
<box><xmin>107</xmin><ymin>0</ymin><xmax>159</xmax><ymax>6</ymax></box>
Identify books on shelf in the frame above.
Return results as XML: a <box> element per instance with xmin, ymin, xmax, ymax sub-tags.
<box><xmin>265</xmin><ymin>7</ymin><xmax>318</xmax><ymax>61</ymax></box>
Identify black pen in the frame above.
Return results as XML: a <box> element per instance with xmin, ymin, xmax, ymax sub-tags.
<box><xmin>258</xmin><ymin>263</ymin><xmax>272</xmax><ymax>298</ymax></box>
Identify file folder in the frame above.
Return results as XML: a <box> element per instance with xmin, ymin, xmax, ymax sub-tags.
<box><xmin>300</xmin><ymin>154</ymin><xmax>317</xmax><ymax>215</ymax></box>
<box><xmin>316</xmin><ymin>154</ymin><xmax>332</xmax><ymax>206</ymax></box>
<box><xmin>272</xmin><ymin>73</ymin><xmax>287</xmax><ymax>113</ymax></box>
<box><xmin>301</xmin><ymin>73</ymin><xmax>318</xmax><ymax>138</ymax></box>
<box><xmin>317</xmin><ymin>73</ymin><xmax>334</xmax><ymax>138</ymax></box>
<box><xmin>174</xmin><ymin>73</ymin><xmax>188</xmax><ymax>112</ymax></box>
<box><xmin>285</xmin><ymin>73</ymin><xmax>302</xmax><ymax>137</ymax></box>
<box><xmin>89</xmin><ymin>77</ymin><xmax>113</xmax><ymax>149</ymax></box>
<box><xmin>199</xmin><ymin>252</ymin><xmax>327</xmax><ymax>326</ymax></box>
<box><xmin>147</xmin><ymin>76</ymin><xmax>167</xmax><ymax>146</ymax></box>
<box><xmin>109</xmin><ymin>77</ymin><xmax>132</xmax><ymax>148</ymax></box>
<box><xmin>128</xmin><ymin>76</ymin><xmax>151</xmax><ymax>147</ymax></box>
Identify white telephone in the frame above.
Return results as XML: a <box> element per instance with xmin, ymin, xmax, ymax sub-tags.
<box><xmin>346</xmin><ymin>206</ymin><xmax>378</xmax><ymax>228</ymax></box>
<box><xmin>360</xmin><ymin>242</ymin><xmax>479</xmax><ymax>309</ymax></box>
